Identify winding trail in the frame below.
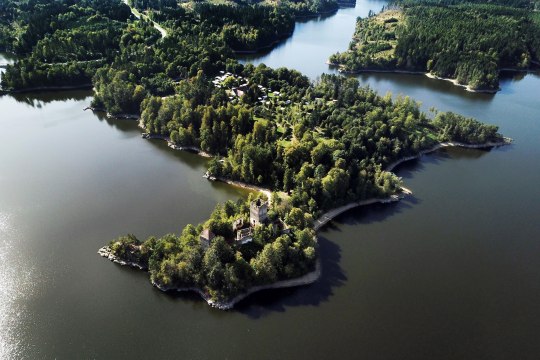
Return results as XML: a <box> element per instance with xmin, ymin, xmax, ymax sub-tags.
<box><xmin>123</xmin><ymin>0</ymin><xmax>168</xmax><ymax>38</ymax></box>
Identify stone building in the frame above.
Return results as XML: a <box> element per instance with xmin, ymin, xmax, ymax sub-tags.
<box><xmin>200</xmin><ymin>228</ymin><xmax>215</xmax><ymax>249</ymax></box>
<box><xmin>250</xmin><ymin>199</ymin><xmax>268</xmax><ymax>226</ymax></box>
<box><xmin>235</xmin><ymin>227</ymin><xmax>253</xmax><ymax>245</ymax></box>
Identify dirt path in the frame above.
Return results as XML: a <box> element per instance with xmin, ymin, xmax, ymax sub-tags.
<box><xmin>123</xmin><ymin>0</ymin><xmax>168</xmax><ymax>38</ymax></box>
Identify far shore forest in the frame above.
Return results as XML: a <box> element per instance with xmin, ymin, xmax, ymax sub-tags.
<box><xmin>329</xmin><ymin>0</ymin><xmax>540</xmax><ymax>91</ymax></box>
<box><xmin>0</xmin><ymin>0</ymin><xmax>506</xmax><ymax>302</ymax></box>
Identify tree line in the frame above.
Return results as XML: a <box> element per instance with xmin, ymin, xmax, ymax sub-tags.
<box><xmin>137</xmin><ymin>65</ymin><xmax>501</xmax><ymax>217</ymax></box>
<box><xmin>0</xmin><ymin>0</ymin><xmax>131</xmax><ymax>90</ymax></box>
<box><xmin>329</xmin><ymin>0</ymin><xmax>540</xmax><ymax>90</ymax></box>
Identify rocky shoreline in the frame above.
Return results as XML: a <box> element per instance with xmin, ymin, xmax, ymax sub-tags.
<box><xmin>424</xmin><ymin>73</ymin><xmax>498</xmax><ymax>94</ymax></box>
<box><xmin>97</xmin><ymin>246</ymin><xmax>147</xmax><ymax>270</ymax></box>
<box><xmin>326</xmin><ymin>62</ymin><xmax>501</xmax><ymax>94</ymax></box>
<box><xmin>314</xmin><ymin>138</ymin><xmax>511</xmax><ymax>231</ymax></box>
<box><xmin>213</xmin><ymin>176</ymin><xmax>272</xmax><ymax>200</ymax></box>
<box><xmin>385</xmin><ymin>138</ymin><xmax>513</xmax><ymax>172</ymax></box>
<box><xmin>98</xmin><ymin>245</ymin><xmax>321</xmax><ymax>310</ymax></box>
<box><xmin>140</xmin><ymin>131</ymin><xmax>213</xmax><ymax>158</ymax></box>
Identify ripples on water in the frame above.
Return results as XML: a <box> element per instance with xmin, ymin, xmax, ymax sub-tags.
<box><xmin>0</xmin><ymin>211</ymin><xmax>38</xmax><ymax>359</ymax></box>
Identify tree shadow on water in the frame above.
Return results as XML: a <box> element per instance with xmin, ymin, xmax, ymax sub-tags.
<box><xmin>142</xmin><ymin>196</ymin><xmax>420</xmax><ymax>315</ymax></box>
<box><xmin>331</xmin><ymin>197</ymin><xmax>416</xmax><ymax>230</ymax></box>
<box><xmin>9</xmin><ymin>88</ymin><xmax>92</xmax><ymax>107</ymax></box>
<box><xmin>391</xmin><ymin>151</ymin><xmax>450</xmax><ymax>179</ymax></box>
<box><xmin>389</xmin><ymin>145</ymin><xmax>501</xmax><ymax>181</ymax></box>
<box><xmin>235</xmin><ymin>236</ymin><xmax>346</xmax><ymax>318</ymax></box>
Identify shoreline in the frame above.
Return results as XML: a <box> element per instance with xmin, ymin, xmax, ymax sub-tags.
<box><xmin>233</xmin><ymin>32</ymin><xmax>294</xmax><ymax>54</ymax></box>
<box><xmin>314</xmin><ymin>138</ymin><xmax>512</xmax><ymax>231</ymax></box>
<box><xmin>98</xmin><ymin>245</ymin><xmax>321</xmax><ymax>310</ymax></box>
<box><xmin>140</xmin><ymin>132</ymin><xmax>214</xmax><ymax>158</ymax></box>
<box><xmin>424</xmin><ymin>73</ymin><xmax>498</xmax><ymax>94</ymax></box>
<box><xmin>326</xmin><ymin>62</ymin><xmax>501</xmax><ymax>94</ymax></box>
<box><xmin>87</xmin><ymin>107</ymin><xmax>214</xmax><ymax>156</ymax></box>
<box><xmin>499</xmin><ymin>67</ymin><xmax>540</xmax><ymax>73</ymax></box>
<box><xmin>328</xmin><ymin>62</ymin><xmax>426</xmax><ymax>76</ymax></box>
<box><xmin>136</xmin><ymin>116</ymin><xmax>214</xmax><ymax>157</ymax></box>
<box><xmin>385</xmin><ymin>138</ymin><xmax>512</xmax><ymax>172</ymax></box>
<box><xmin>85</xmin><ymin>106</ymin><xmax>139</xmax><ymax>119</ymax></box>
<box><xmin>97</xmin><ymin>247</ymin><xmax>147</xmax><ymax>270</ymax></box>
<box><xmin>213</xmin><ymin>176</ymin><xmax>272</xmax><ymax>200</ymax></box>
<box><xmin>154</xmin><ymin>260</ymin><xmax>321</xmax><ymax>310</ymax></box>
<box><xmin>1</xmin><ymin>83</ymin><xmax>93</xmax><ymax>94</ymax></box>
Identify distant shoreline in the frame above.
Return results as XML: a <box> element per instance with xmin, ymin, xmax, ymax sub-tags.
<box><xmin>385</xmin><ymin>138</ymin><xmax>513</xmax><ymax>172</ymax></box>
<box><xmin>233</xmin><ymin>33</ymin><xmax>294</xmax><ymax>54</ymax></box>
<box><xmin>424</xmin><ymin>73</ymin><xmax>498</xmax><ymax>94</ymax></box>
<box><xmin>233</xmin><ymin>8</ymin><xmax>341</xmax><ymax>55</ymax></box>
<box><xmin>1</xmin><ymin>83</ymin><xmax>92</xmax><ymax>95</ymax></box>
<box><xmin>325</xmin><ymin>62</ymin><xmax>538</xmax><ymax>94</ymax></box>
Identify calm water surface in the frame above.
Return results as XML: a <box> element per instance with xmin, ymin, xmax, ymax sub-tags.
<box><xmin>1</xmin><ymin>1</ymin><xmax>540</xmax><ymax>358</ymax></box>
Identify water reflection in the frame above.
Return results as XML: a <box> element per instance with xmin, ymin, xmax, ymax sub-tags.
<box><xmin>0</xmin><ymin>212</ymin><xmax>39</xmax><ymax>359</ymax></box>
<box><xmin>237</xmin><ymin>236</ymin><xmax>346</xmax><ymax>318</ymax></box>
<box><xmin>8</xmin><ymin>90</ymin><xmax>92</xmax><ymax>108</ymax></box>
<box><xmin>94</xmin><ymin>111</ymin><xmax>142</xmax><ymax>134</ymax></box>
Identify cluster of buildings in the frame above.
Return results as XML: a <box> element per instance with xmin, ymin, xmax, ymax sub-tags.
<box><xmin>200</xmin><ymin>199</ymin><xmax>289</xmax><ymax>249</ymax></box>
<box><xmin>212</xmin><ymin>71</ymin><xmax>250</xmax><ymax>100</ymax></box>
<box><xmin>212</xmin><ymin>71</ymin><xmax>291</xmax><ymax>107</ymax></box>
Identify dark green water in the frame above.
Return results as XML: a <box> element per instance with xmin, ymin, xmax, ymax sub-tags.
<box><xmin>1</xmin><ymin>1</ymin><xmax>540</xmax><ymax>358</ymax></box>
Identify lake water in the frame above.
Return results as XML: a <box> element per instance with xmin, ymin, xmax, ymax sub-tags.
<box><xmin>1</xmin><ymin>1</ymin><xmax>540</xmax><ymax>358</ymax></box>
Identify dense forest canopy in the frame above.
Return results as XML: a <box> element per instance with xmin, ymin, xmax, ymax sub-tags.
<box><xmin>0</xmin><ymin>0</ymin><xmax>342</xmax><ymax>90</ymax></box>
<box><xmin>329</xmin><ymin>0</ymin><xmax>540</xmax><ymax>90</ymax></box>
<box><xmin>0</xmin><ymin>0</ymin><xmax>505</xmax><ymax>301</ymax></box>
<box><xmin>0</xmin><ymin>0</ymin><xmax>131</xmax><ymax>89</ymax></box>
<box><xmin>110</xmin><ymin>195</ymin><xmax>317</xmax><ymax>300</ymax></box>
<box><xmin>136</xmin><ymin>67</ymin><xmax>501</xmax><ymax>218</ymax></box>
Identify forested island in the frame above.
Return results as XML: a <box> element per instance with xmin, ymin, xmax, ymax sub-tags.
<box><xmin>329</xmin><ymin>0</ymin><xmax>540</xmax><ymax>91</ymax></box>
<box><xmin>0</xmin><ymin>0</ymin><xmax>509</xmax><ymax>307</ymax></box>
